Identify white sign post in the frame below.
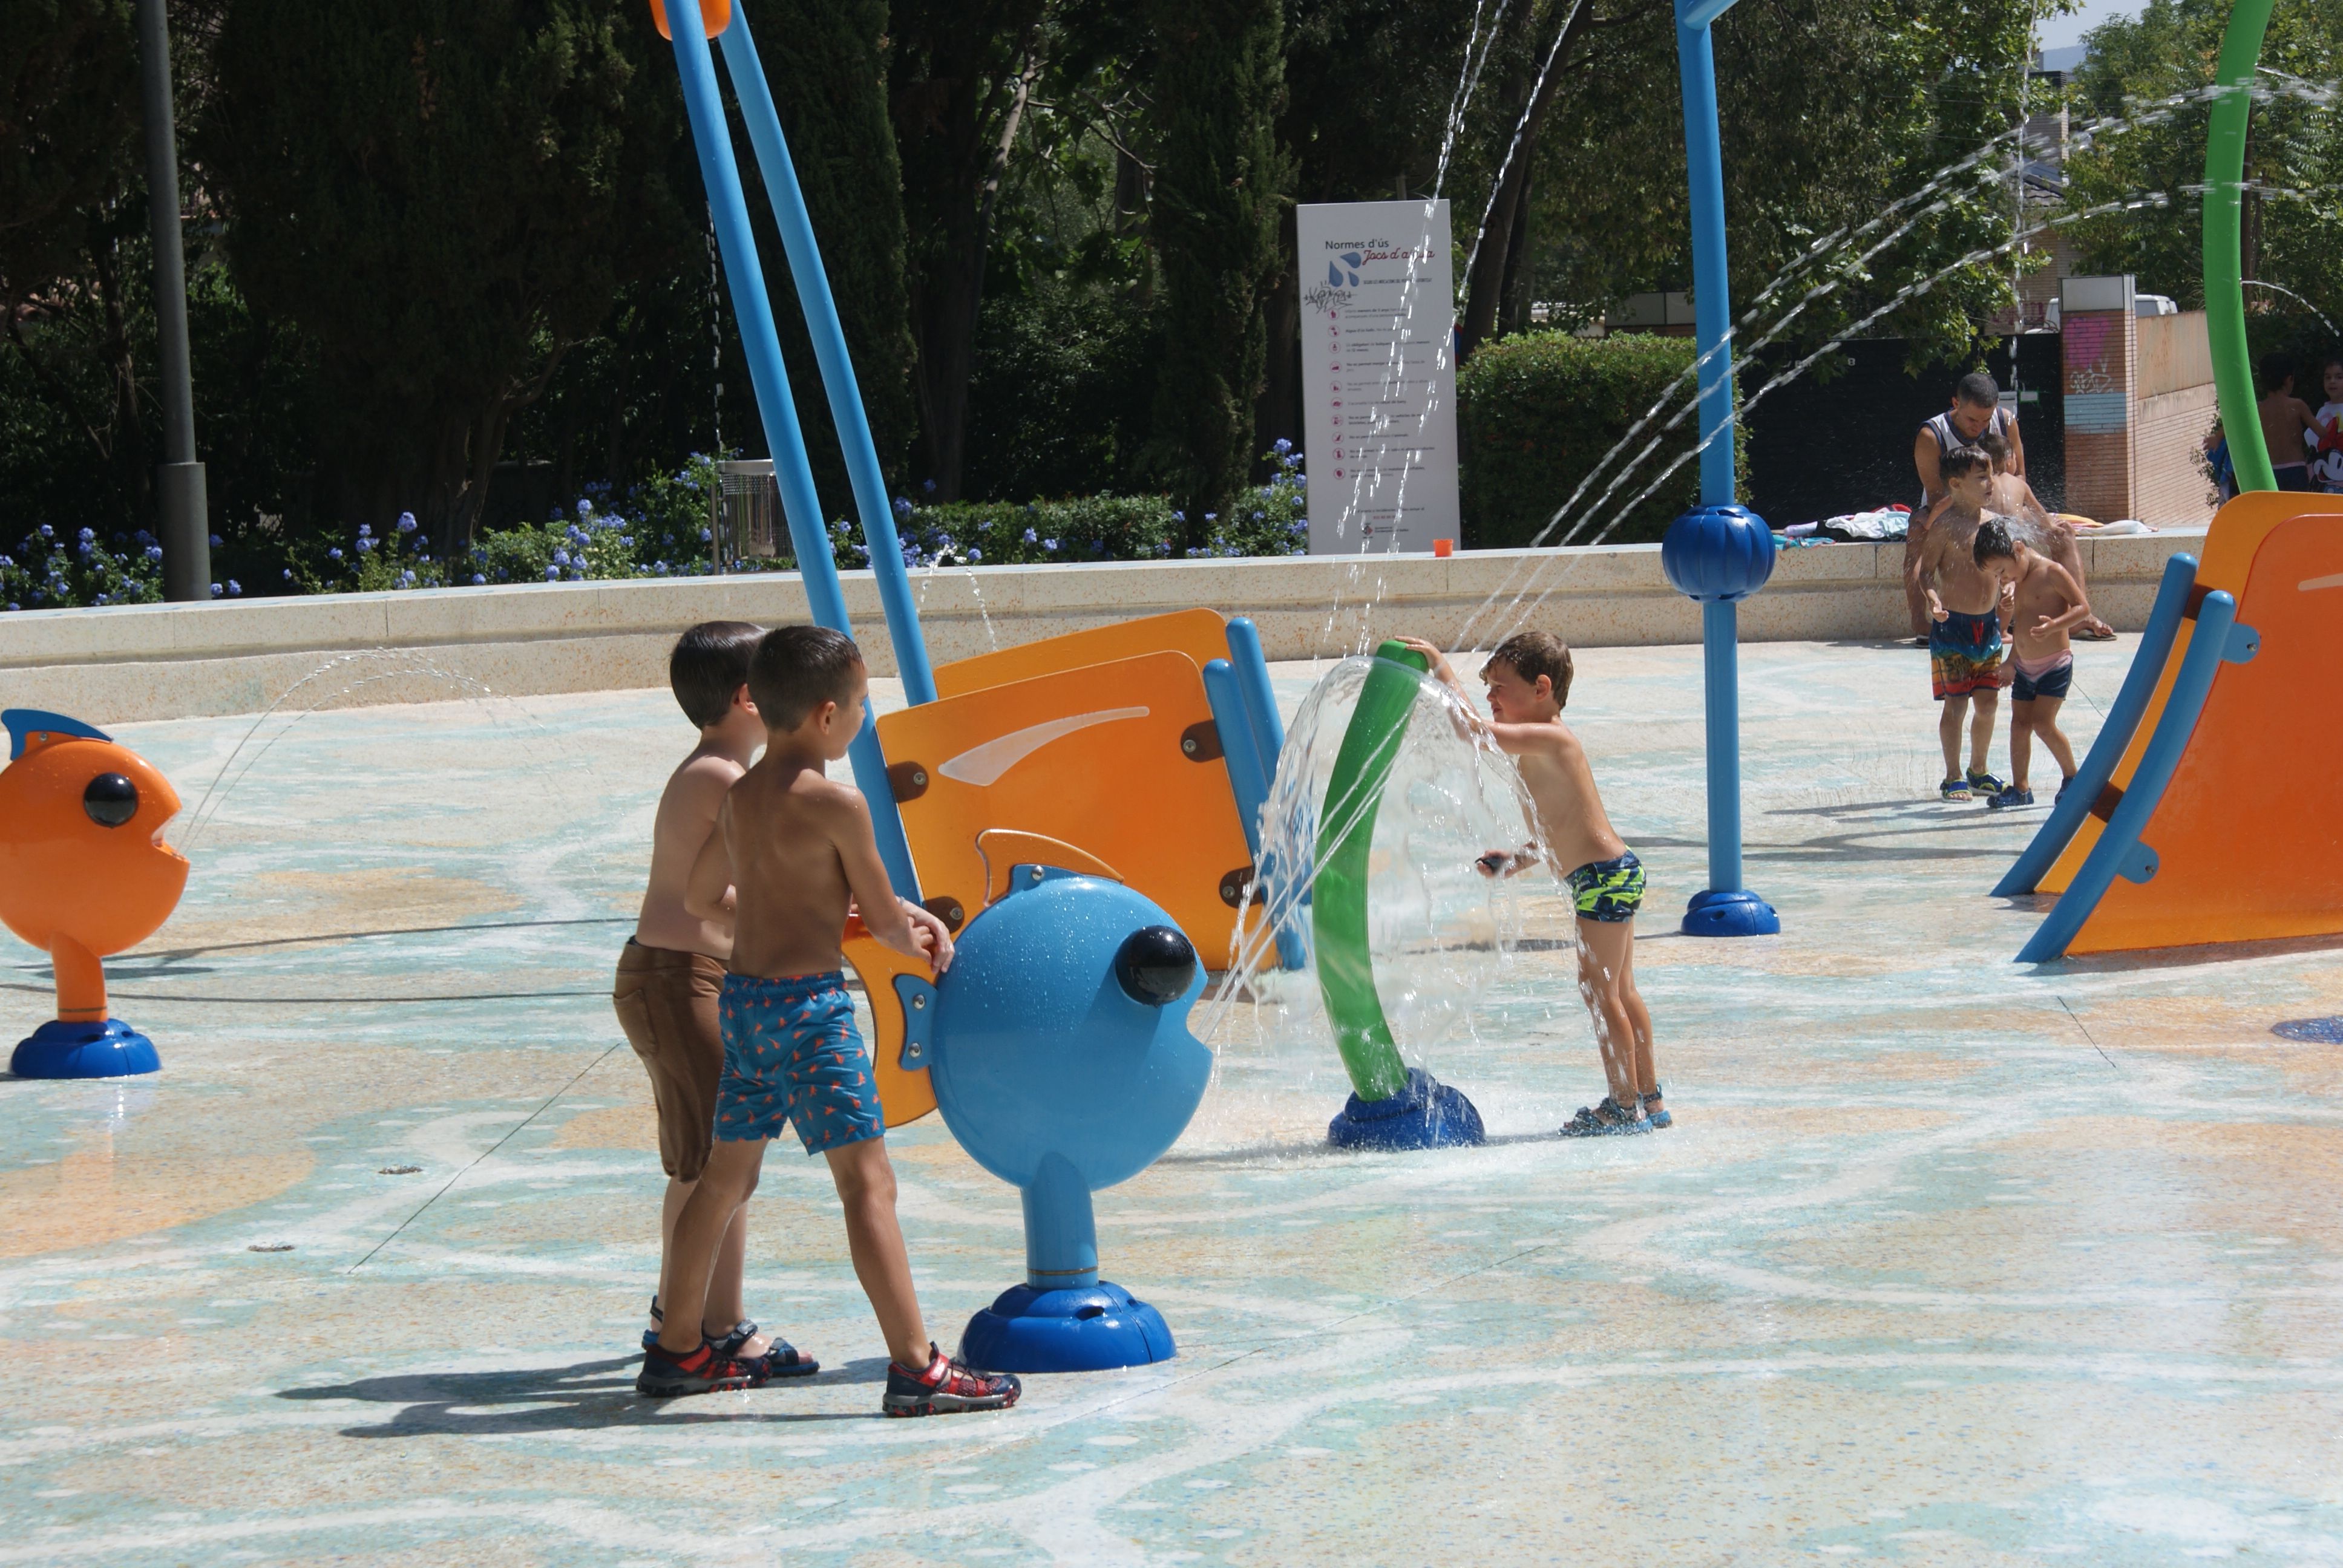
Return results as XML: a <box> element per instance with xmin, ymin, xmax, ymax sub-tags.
<box><xmin>1297</xmin><ymin>199</ymin><xmax>1461</xmax><ymax>555</ymax></box>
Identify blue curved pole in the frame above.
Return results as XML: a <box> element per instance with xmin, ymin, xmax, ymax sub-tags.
<box><xmin>715</xmin><ymin>4</ymin><xmax>937</xmax><ymax>707</ymax></box>
<box><xmin>665</xmin><ymin>0</ymin><xmax>920</xmax><ymax>898</ymax></box>
<box><xmin>1993</xmin><ymin>553</ymin><xmax>2198</xmax><ymax>897</ymax></box>
<box><xmin>2016</xmin><ymin>590</ymin><xmax>2254</xmax><ymax>963</ymax></box>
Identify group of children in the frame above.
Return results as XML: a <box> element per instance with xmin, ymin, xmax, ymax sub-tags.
<box><xmin>1912</xmin><ymin>442</ymin><xmax>2092</xmax><ymax>808</ymax></box>
<box><xmin>611</xmin><ymin>618</ymin><xmax>1675</xmax><ymax>1409</ymax></box>
<box><xmin>2234</xmin><ymin>352</ymin><xmax>2343</xmax><ymax>495</ymax></box>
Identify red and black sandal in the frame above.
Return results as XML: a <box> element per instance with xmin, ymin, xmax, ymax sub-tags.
<box><xmin>882</xmin><ymin>1344</ymin><xmax>1020</xmax><ymax>1416</ymax></box>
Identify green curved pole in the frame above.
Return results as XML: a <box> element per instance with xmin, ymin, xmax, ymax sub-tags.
<box><xmin>2204</xmin><ymin>0</ymin><xmax>2277</xmax><ymax>495</ymax></box>
<box><xmin>1311</xmin><ymin>641</ymin><xmax>1426</xmax><ymax>1103</ymax></box>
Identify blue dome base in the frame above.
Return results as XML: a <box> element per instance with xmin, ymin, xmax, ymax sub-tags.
<box><xmin>1327</xmin><ymin>1065</ymin><xmax>1486</xmax><ymax>1151</ymax></box>
<box><xmin>1682</xmin><ymin>887</ymin><xmax>1781</xmax><ymax>938</ymax></box>
<box><xmin>959</xmin><ymin>1281</ymin><xmax>1177</xmax><ymax>1373</ymax></box>
<box><xmin>11</xmin><ymin>1018</ymin><xmax>160</xmax><ymax>1079</ymax></box>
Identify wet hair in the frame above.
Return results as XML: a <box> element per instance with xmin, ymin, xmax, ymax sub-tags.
<box><xmin>1484</xmin><ymin>629</ymin><xmax>1574</xmax><ymax>708</ymax></box>
<box><xmin>1940</xmin><ymin>446</ymin><xmax>1993</xmax><ymax>485</ymax></box>
<box><xmin>1955</xmin><ymin>371</ymin><xmax>2000</xmax><ymax>408</ymax></box>
<box><xmin>749</xmin><ymin>624</ymin><xmax>865</xmax><ymax>731</ymax></box>
<box><xmin>1972</xmin><ymin>516</ymin><xmax>2019</xmax><ymax>566</ymax></box>
<box><xmin>2259</xmin><ymin>351</ymin><xmax>2295</xmax><ymax>394</ymax></box>
<box><xmin>669</xmin><ymin>621</ymin><xmax>765</xmax><ymax>728</ymax></box>
<box><xmin>1977</xmin><ymin>430</ymin><xmax>2011</xmax><ymax>467</ymax></box>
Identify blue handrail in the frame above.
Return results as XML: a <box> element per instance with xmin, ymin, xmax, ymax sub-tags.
<box><xmin>716</xmin><ymin>4</ymin><xmax>938</xmax><ymax>707</ymax></box>
<box><xmin>2015</xmin><ymin>588</ymin><xmax>2257</xmax><ymax>962</ymax></box>
<box><xmin>664</xmin><ymin>0</ymin><xmax>920</xmax><ymax>898</ymax></box>
<box><xmin>1995</xmin><ymin>553</ymin><xmax>2200</xmax><ymax>897</ymax></box>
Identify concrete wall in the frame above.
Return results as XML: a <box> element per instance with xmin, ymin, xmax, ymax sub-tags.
<box><xmin>0</xmin><ymin>529</ymin><xmax>2204</xmax><ymax>725</ymax></box>
<box><xmin>2062</xmin><ymin>277</ymin><xmax>2218</xmax><ymax>528</ymax></box>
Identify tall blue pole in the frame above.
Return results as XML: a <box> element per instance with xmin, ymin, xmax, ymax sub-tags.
<box><xmin>715</xmin><ymin>5</ymin><xmax>938</xmax><ymax>707</ymax></box>
<box><xmin>665</xmin><ymin>0</ymin><xmax>921</xmax><ymax>898</ymax></box>
<box><xmin>1663</xmin><ymin>0</ymin><xmax>1778</xmax><ymax>937</ymax></box>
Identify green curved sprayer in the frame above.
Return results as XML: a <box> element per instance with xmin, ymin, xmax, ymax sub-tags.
<box><xmin>1311</xmin><ymin>640</ymin><xmax>1427</xmax><ymax>1103</ymax></box>
<box><xmin>2203</xmin><ymin>0</ymin><xmax>2277</xmax><ymax>495</ymax></box>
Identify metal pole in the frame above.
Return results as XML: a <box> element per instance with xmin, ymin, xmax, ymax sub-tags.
<box><xmin>136</xmin><ymin>0</ymin><xmax>208</xmax><ymax>601</ymax></box>
<box><xmin>1702</xmin><ymin>598</ymin><xmax>1741</xmax><ymax>890</ymax></box>
<box><xmin>666</xmin><ymin>0</ymin><xmax>922</xmax><ymax>898</ymax></box>
<box><xmin>1676</xmin><ymin>7</ymin><xmax>1737</xmax><ymax>509</ymax></box>
<box><xmin>717</xmin><ymin>4</ymin><xmax>938</xmax><ymax>705</ymax></box>
<box><xmin>2203</xmin><ymin>0</ymin><xmax>2277</xmax><ymax>494</ymax></box>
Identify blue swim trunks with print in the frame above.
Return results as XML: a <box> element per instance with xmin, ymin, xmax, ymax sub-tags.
<box><xmin>715</xmin><ymin>971</ymin><xmax>883</xmax><ymax>1155</ymax></box>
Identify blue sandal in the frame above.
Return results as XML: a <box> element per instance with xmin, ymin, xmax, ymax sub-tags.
<box><xmin>1560</xmin><ymin>1096</ymin><xmax>1653</xmax><ymax>1137</ymax></box>
<box><xmin>1640</xmin><ymin>1087</ymin><xmax>1672</xmax><ymax>1129</ymax></box>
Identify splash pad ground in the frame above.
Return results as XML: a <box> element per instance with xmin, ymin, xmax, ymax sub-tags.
<box><xmin>3</xmin><ymin>637</ymin><xmax>2340</xmax><ymax>1566</ymax></box>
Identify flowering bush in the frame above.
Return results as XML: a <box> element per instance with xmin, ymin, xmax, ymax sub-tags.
<box><xmin>4</xmin><ymin>447</ymin><xmax>1314</xmax><ymax>611</ymax></box>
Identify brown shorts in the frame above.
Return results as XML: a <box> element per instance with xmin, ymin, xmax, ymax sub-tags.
<box><xmin>612</xmin><ymin>940</ymin><xmax>726</xmax><ymax>1181</ymax></box>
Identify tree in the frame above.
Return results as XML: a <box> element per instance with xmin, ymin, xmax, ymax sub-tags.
<box><xmin>1146</xmin><ymin>0</ymin><xmax>1292</xmax><ymax>540</ymax></box>
<box><xmin>2062</xmin><ymin>0</ymin><xmax>2343</xmax><ymax>359</ymax></box>
<box><xmin>891</xmin><ymin>0</ymin><xmax>1052</xmax><ymax>500</ymax></box>
<box><xmin>202</xmin><ymin>0</ymin><xmax>659</xmax><ymax>551</ymax></box>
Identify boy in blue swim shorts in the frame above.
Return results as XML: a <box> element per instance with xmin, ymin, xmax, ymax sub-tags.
<box><xmin>643</xmin><ymin>625</ymin><xmax>1021</xmax><ymax>1417</ymax></box>
<box><xmin>1403</xmin><ymin>630</ymin><xmax>1668</xmax><ymax>1138</ymax></box>
<box><xmin>1913</xmin><ymin>447</ymin><xmax>2008</xmax><ymax>802</ymax></box>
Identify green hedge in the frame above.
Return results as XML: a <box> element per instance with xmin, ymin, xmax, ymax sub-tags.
<box><xmin>1457</xmin><ymin>331</ymin><xmax>1746</xmax><ymax>549</ymax></box>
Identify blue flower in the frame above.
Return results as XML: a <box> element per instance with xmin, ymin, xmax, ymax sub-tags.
<box><xmin>208</xmin><ymin>533</ymin><xmax>223</xmax><ymax>547</ymax></box>
<box><xmin>38</xmin><ymin>524</ymin><xmax>52</xmax><ymax>538</ymax></box>
<box><xmin>619</xmin><ymin>537</ymin><xmax>632</xmax><ymax>548</ymax></box>
<box><xmin>545</xmin><ymin>565</ymin><xmax>561</xmax><ymax>580</ymax></box>
<box><xmin>328</xmin><ymin>547</ymin><xmax>344</xmax><ymax>561</ymax></box>
<box><xmin>95</xmin><ymin>592</ymin><xmax>109</xmax><ymax>606</ymax></box>
<box><xmin>893</xmin><ymin>497</ymin><xmax>914</xmax><ymax>518</ymax></box>
<box><xmin>283</xmin><ymin>568</ymin><xmax>294</xmax><ymax>579</ymax></box>
<box><xmin>471</xmin><ymin>573</ymin><xmax>486</xmax><ymax>585</ymax></box>
<box><xmin>358</xmin><ymin>523</ymin><xmax>371</xmax><ymax>537</ymax></box>
<box><xmin>1021</xmin><ymin>528</ymin><xmax>1037</xmax><ymax>543</ymax></box>
<box><xmin>1252</xmin><ymin>511</ymin><xmax>1264</xmax><ymax>521</ymax></box>
<box><xmin>77</xmin><ymin>527</ymin><xmax>94</xmax><ymax>543</ymax></box>
<box><xmin>1043</xmin><ymin>538</ymin><xmax>1059</xmax><ymax>552</ymax></box>
<box><xmin>1173</xmin><ymin>511</ymin><xmax>1185</xmax><ymax>523</ymax></box>
<box><xmin>700</xmin><ymin>528</ymin><xmax>712</xmax><ymax>543</ymax></box>
<box><xmin>145</xmin><ymin>545</ymin><xmax>163</xmax><ymax>561</ymax></box>
<box><xmin>135</xmin><ymin>530</ymin><xmax>152</xmax><ymax>544</ymax></box>
<box><xmin>399</xmin><ymin>571</ymin><xmax>415</xmax><ymax>587</ymax></box>
<box><xmin>398</xmin><ymin>512</ymin><xmax>418</xmax><ymax>534</ymax></box>
<box><xmin>968</xmin><ymin>547</ymin><xmax>983</xmax><ymax>563</ymax></box>
<box><xmin>1205</xmin><ymin>513</ymin><xmax>1217</xmax><ymax>523</ymax></box>
<box><xmin>552</xmin><ymin>549</ymin><xmax>571</xmax><ymax>567</ymax></box>
<box><xmin>228</xmin><ymin>580</ymin><xmax>241</xmax><ymax>595</ymax></box>
<box><xmin>922</xmin><ymin>479</ymin><xmax>937</xmax><ymax>494</ymax></box>
<box><xmin>209</xmin><ymin>583</ymin><xmax>223</xmax><ymax>598</ymax></box>
<box><xmin>418</xmin><ymin>552</ymin><xmax>431</xmax><ymax>564</ymax></box>
<box><xmin>356</xmin><ymin>537</ymin><xmax>373</xmax><ymax>553</ymax></box>
<box><xmin>1273</xmin><ymin>437</ymin><xmax>1293</xmax><ymax>454</ymax></box>
<box><xmin>577</xmin><ymin>499</ymin><xmax>594</xmax><ymax>517</ymax></box>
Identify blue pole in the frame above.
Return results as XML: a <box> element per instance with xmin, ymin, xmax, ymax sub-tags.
<box><xmin>1700</xmin><ymin>598</ymin><xmax>1741</xmax><ymax>889</ymax></box>
<box><xmin>664</xmin><ymin>0</ymin><xmax>920</xmax><ymax>898</ymax></box>
<box><xmin>715</xmin><ymin>4</ymin><xmax>938</xmax><ymax>707</ymax></box>
<box><xmin>1668</xmin><ymin>0</ymin><xmax>1775</xmax><ymax>938</ymax></box>
<box><xmin>1676</xmin><ymin>4</ymin><xmax>1738</xmax><ymax>508</ymax></box>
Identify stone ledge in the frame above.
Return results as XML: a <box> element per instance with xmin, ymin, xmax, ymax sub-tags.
<box><xmin>0</xmin><ymin>529</ymin><xmax>2204</xmax><ymax>725</ymax></box>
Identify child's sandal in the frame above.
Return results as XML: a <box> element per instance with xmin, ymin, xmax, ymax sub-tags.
<box><xmin>1640</xmin><ymin>1088</ymin><xmax>1672</xmax><ymax>1129</ymax></box>
<box><xmin>1560</xmin><ymin>1096</ymin><xmax>1653</xmax><ymax>1138</ymax></box>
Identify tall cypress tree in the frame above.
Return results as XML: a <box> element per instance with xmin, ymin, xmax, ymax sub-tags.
<box><xmin>1147</xmin><ymin>0</ymin><xmax>1291</xmax><ymax>543</ymax></box>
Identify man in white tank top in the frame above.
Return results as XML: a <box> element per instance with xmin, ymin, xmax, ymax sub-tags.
<box><xmin>1905</xmin><ymin>373</ymin><xmax>2023</xmax><ymax>639</ymax></box>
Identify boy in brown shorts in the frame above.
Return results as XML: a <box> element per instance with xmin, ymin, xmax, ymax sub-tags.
<box><xmin>612</xmin><ymin>621</ymin><xmax>793</xmax><ymax>1373</ymax></box>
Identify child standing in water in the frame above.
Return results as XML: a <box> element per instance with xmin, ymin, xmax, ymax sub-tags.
<box><xmin>1973</xmin><ymin>518</ymin><xmax>2091</xmax><ymax>810</ymax></box>
<box><xmin>1400</xmin><ymin>631</ymin><xmax>1664</xmax><ymax>1138</ymax></box>
<box><xmin>646</xmin><ymin>624</ymin><xmax>1020</xmax><ymax>1415</ymax></box>
<box><xmin>612</xmin><ymin>622</ymin><xmax>788</xmax><ymax>1373</ymax></box>
<box><xmin>1912</xmin><ymin>446</ymin><xmax>2008</xmax><ymax>802</ymax></box>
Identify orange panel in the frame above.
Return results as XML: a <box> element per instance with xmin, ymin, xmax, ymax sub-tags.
<box><xmin>2068</xmin><ymin>513</ymin><xmax>2343</xmax><ymax>952</ymax></box>
<box><xmin>647</xmin><ymin>0</ymin><xmax>732</xmax><ymax>39</ymax></box>
<box><xmin>842</xmin><ymin>927</ymin><xmax>937</xmax><ymax>1128</ymax></box>
<box><xmin>2041</xmin><ymin>492</ymin><xmax>2343</xmax><ymax>893</ymax></box>
<box><xmin>879</xmin><ymin>650</ymin><xmax>1254</xmax><ymax>963</ymax></box>
<box><xmin>932</xmin><ymin>609</ymin><xmax>1231</xmax><ymax>700</ymax></box>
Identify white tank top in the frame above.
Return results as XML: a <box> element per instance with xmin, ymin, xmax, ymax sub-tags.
<box><xmin>1919</xmin><ymin>406</ymin><xmax>2014</xmax><ymax>502</ymax></box>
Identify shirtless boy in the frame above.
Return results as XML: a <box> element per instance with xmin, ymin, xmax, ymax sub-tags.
<box><xmin>1976</xmin><ymin>431</ymin><xmax>2114</xmax><ymax>640</ymax></box>
<box><xmin>1909</xmin><ymin>371</ymin><xmax>2023</xmax><ymax>638</ymax></box>
<box><xmin>613</xmin><ymin>621</ymin><xmax>780</xmax><ymax>1372</ymax></box>
<box><xmin>2258</xmin><ymin>353</ymin><xmax>2320</xmax><ymax>491</ymax></box>
<box><xmin>1913</xmin><ymin>447</ymin><xmax>2008</xmax><ymax>802</ymax></box>
<box><xmin>1401</xmin><ymin>630</ymin><xmax>1665</xmax><ymax>1138</ymax></box>
<box><xmin>644</xmin><ymin>624</ymin><xmax>1020</xmax><ymax>1416</ymax></box>
<box><xmin>1972</xmin><ymin>517</ymin><xmax>2091</xmax><ymax>811</ymax></box>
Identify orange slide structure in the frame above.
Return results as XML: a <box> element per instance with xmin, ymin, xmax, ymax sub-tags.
<box><xmin>2008</xmin><ymin>492</ymin><xmax>2343</xmax><ymax>959</ymax></box>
